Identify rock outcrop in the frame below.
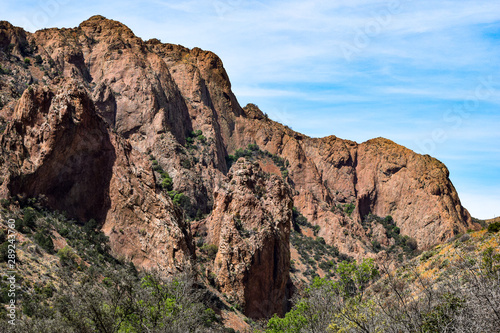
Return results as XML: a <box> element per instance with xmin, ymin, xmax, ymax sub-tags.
<box><xmin>205</xmin><ymin>159</ymin><xmax>293</xmax><ymax>318</ymax></box>
<box><xmin>0</xmin><ymin>81</ymin><xmax>194</xmax><ymax>273</ymax></box>
<box><xmin>229</xmin><ymin>106</ymin><xmax>474</xmax><ymax>254</ymax></box>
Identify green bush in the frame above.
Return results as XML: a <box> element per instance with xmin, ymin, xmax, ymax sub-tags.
<box><xmin>344</xmin><ymin>203</ymin><xmax>355</xmax><ymax>216</ymax></box>
<box><xmin>487</xmin><ymin>222</ymin><xmax>500</xmax><ymax>233</ymax></box>
<box><xmin>0</xmin><ymin>242</ymin><xmax>9</xmax><ymax>262</ymax></box>
<box><xmin>312</xmin><ymin>225</ymin><xmax>321</xmax><ymax>236</ymax></box>
<box><xmin>23</xmin><ymin>207</ymin><xmax>37</xmax><ymax>229</ymax></box>
<box><xmin>181</xmin><ymin>159</ymin><xmax>192</xmax><ymax>169</ymax></box>
<box><xmin>34</xmin><ymin>229</ymin><xmax>55</xmax><ymax>254</ymax></box>
<box><xmin>197</xmin><ymin>134</ymin><xmax>207</xmax><ymax>143</ymax></box>
<box><xmin>292</xmin><ymin>207</ymin><xmax>313</xmax><ymax>230</ymax></box>
<box><xmin>24</xmin><ymin>57</ymin><xmax>31</xmax><ymax>65</ymax></box>
<box><xmin>20</xmin><ymin>268</ymin><xmax>223</xmax><ymax>332</ymax></box>
<box><xmin>201</xmin><ymin>244</ymin><xmax>218</xmax><ymax>259</ymax></box>
<box><xmin>372</xmin><ymin>240</ymin><xmax>381</xmax><ymax>252</ymax></box>
<box><xmin>150</xmin><ymin>158</ymin><xmax>174</xmax><ymax>192</ymax></box>
<box><xmin>248</xmin><ymin>143</ymin><xmax>259</xmax><ymax>151</ymax></box>
<box><xmin>14</xmin><ymin>207</ymin><xmax>38</xmax><ymax>233</ymax></box>
<box><xmin>185</xmin><ymin>130</ymin><xmax>206</xmax><ymax>147</ymax></box>
<box><xmin>58</xmin><ymin>246</ymin><xmax>77</xmax><ymax>267</ymax></box>
<box><xmin>173</xmin><ymin>193</ymin><xmax>191</xmax><ymax>213</ymax></box>
<box><xmin>420</xmin><ymin>251</ymin><xmax>434</xmax><ymax>262</ymax></box>
<box><xmin>160</xmin><ymin>172</ymin><xmax>173</xmax><ymax>191</ymax></box>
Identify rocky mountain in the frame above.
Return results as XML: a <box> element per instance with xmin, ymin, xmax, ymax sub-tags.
<box><xmin>0</xmin><ymin>16</ymin><xmax>476</xmax><ymax>319</ymax></box>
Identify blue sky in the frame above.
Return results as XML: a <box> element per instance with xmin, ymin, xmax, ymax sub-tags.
<box><xmin>2</xmin><ymin>0</ymin><xmax>499</xmax><ymax>219</ymax></box>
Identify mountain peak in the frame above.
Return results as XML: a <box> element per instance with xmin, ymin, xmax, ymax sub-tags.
<box><xmin>78</xmin><ymin>15</ymin><xmax>135</xmax><ymax>37</ymax></box>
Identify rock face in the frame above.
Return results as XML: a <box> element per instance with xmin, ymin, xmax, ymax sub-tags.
<box><xmin>0</xmin><ymin>81</ymin><xmax>194</xmax><ymax>273</ymax></box>
<box><xmin>228</xmin><ymin>106</ymin><xmax>474</xmax><ymax>255</ymax></box>
<box><xmin>0</xmin><ymin>16</ymin><xmax>476</xmax><ymax>318</ymax></box>
<box><xmin>205</xmin><ymin>159</ymin><xmax>293</xmax><ymax>318</ymax></box>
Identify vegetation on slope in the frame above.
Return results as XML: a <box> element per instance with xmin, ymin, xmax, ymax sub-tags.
<box><xmin>264</xmin><ymin>227</ymin><xmax>500</xmax><ymax>332</ymax></box>
<box><xmin>289</xmin><ymin>207</ymin><xmax>353</xmax><ymax>283</ymax></box>
<box><xmin>0</xmin><ymin>198</ymin><xmax>231</xmax><ymax>332</ymax></box>
<box><xmin>226</xmin><ymin>143</ymin><xmax>290</xmax><ymax>180</ymax></box>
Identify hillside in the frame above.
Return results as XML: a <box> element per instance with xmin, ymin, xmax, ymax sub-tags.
<box><xmin>264</xmin><ymin>225</ymin><xmax>500</xmax><ymax>332</ymax></box>
<box><xmin>0</xmin><ymin>16</ymin><xmax>478</xmax><ymax>323</ymax></box>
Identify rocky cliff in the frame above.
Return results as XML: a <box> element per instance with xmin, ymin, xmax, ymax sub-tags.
<box><xmin>0</xmin><ymin>16</ymin><xmax>475</xmax><ymax>318</ymax></box>
<box><xmin>205</xmin><ymin>159</ymin><xmax>293</xmax><ymax>318</ymax></box>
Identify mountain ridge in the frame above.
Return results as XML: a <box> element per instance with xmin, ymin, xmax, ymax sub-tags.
<box><xmin>0</xmin><ymin>16</ymin><xmax>477</xmax><ymax>319</ymax></box>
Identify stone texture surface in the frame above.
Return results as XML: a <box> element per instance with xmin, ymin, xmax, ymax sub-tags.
<box><xmin>0</xmin><ymin>82</ymin><xmax>194</xmax><ymax>274</ymax></box>
<box><xmin>205</xmin><ymin>159</ymin><xmax>293</xmax><ymax>318</ymax></box>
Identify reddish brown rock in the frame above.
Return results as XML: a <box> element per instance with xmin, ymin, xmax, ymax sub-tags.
<box><xmin>205</xmin><ymin>159</ymin><xmax>293</xmax><ymax>318</ymax></box>
<box><xmin>228</xmin><ymin>106</ymin><xmax>475</xmax><ymax>256</ymax></box>
<box><xmin>0</xmin><ymin>81</ymin><xmax>194</xmax><ymax>274</ymax></box>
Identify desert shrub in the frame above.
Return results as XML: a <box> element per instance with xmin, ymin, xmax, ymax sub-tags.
<box><xmin>18</xmin><ymin>269</ymin><xmax>222</xmax><ymax>333</ymax></box>
<box><xmin>14</xmin><ymin>207</ymin><xmax>38</xmax><ymax>233</ymax></box>
<box><xmin>488</xmin><ymin>221</ymin><xmax>500</xmax><ymax>233</ymax></box>
<box><xmin>372</xmin><ymin>240</ymin><xmax>381</xmax><ymax>252</ymax></box>
<box><xmin>248</xmin><ymin>143</ymin><xmax>259</xmax><ymax>151</ymax></box>
<box><xmin>201</xmin><ymin>244</ymin><xmax>218</xmax><ymax>260</ymax></box>
<box><xmin>312</xmin><ymin>225</ymin><xmax>320</xmax><ymax>236</ymax></box>
<box><xmin>57</xmin><ymin>246</ymin><xmax>77</xmax><ymax>267</ymax></box>
<box><xmin>173</xmin><ymin>193</ymin><xmax>191</xmax><ymax>212</ymax></box>
<box><xmin>150</xmin><ymin>158</ymin><xmax>174</xmax><ymax>192</ymax></box>
<box><xmin>0</xmin><ymin>241</ymin><xmax>9</xmax><ymax>262</ymax></box>
<box><xmin>185</xmin><ymin>129</ymin><xmax>206</xmax><ymax>148</ymax></box>
<box><xmin>402</xmin><ymin>235</ymin><xmax>418</xmax><ymax>253</ymax></box>
<box><xmin>292</xmin><ymin>207</ymin><xmax>313</xmax><ymax>230</ymax></box>
<box><xmin>344</xmin><ymin>203</ymin><xmax>355</xmax><ymax>216</ymax></box>
<box><xmin>197</xmin><ymin>134</ymin><xmax>207</xmax><ymax>143</ymax></box>
<box><xmin>421</xmin><ymin>250</ymin><xmax>434</xmax><ymax>262</ymax></box>
<box><xmin>319</xmin><ymin>260</ymin><xmax>335</xmax><ymax>272</ymax></box>
<box><xmin>160</xmin><ymin>171</ymin><xmax>173</xmax><ymax>191</ymax></box>
<box><xmin>23</xmin><ymin>207</ymin><xmax>37</xmax><ymax>229</ymax></box>
<box><xmin>34</xmin><ymin>229</ymin><xmax>54</xmax><ymax>254</ymax></box>
<box><xmin>181</xmin><ymin>159</ymin><xmax>192</xmax><ymax>169</ymax></box>
<box><xmin>266</xmin><ymin>259</ymin><xmax>379</xmax><ymax>333</ymax></box>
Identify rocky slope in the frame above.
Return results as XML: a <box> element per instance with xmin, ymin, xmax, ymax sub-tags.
<box><xmin>0</xmin><ymin>16</ymin><xmax>476</xmax><ymax>318</ymax></box>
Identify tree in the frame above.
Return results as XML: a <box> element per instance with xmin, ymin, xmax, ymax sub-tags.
<box><xmin>266</xmin><ymin>259</ymin><xmax>379</xmax><ymax>333</ymax></box>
